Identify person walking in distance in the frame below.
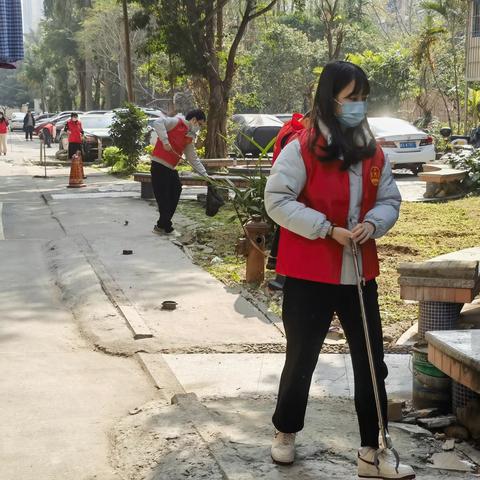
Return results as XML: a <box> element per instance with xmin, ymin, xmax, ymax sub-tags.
<box><xmin>264</xmin><ymin>61</ymin><xmax>415</xmax><ymax>479</ymax></box>
<box><xmin>23</xmin><ymin>110</ymin><xmax>35</xmax><ymax>141</ymax></box>
<box><xmin>64</xmin><ymin>113</ymin><xmax>84</xmax><ymax>159</ymax></box>
<box><xmin>0</xmin><ymin>111</ymin><xmax>8</xmax><ymax>155</ymax></box>
<box><xmin>151</xmin><ymin>109</ymin><xmax>209</xmax><ymax>235</ymax></box>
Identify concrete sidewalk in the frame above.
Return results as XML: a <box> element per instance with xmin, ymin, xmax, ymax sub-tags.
<box><xmin>0</xmin><ymin>147</ymin><xmax>157</xmax><ymax>480</ymax></box>
<box><xmin>41</xmin><ymin>171</ymin><xmax>285</xmax><ymax>351</ymax></box>
<box><xmin>162</xmin><ymin>353</ymin><xmax>412</xmax><ymax>400</ymax></box>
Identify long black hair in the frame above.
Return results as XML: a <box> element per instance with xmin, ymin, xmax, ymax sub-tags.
<box><xmin>309</xmin><ymin>61</ymin><xmax>376</xmax><ymax>169</ymax></box>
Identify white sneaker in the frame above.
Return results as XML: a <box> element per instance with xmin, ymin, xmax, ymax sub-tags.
<box><xmin>271</xmin><ymin>431</ymin><xmax>295</xmax><ymax>465</ymax></box>
<box><xmin>358</xmin><ymin>447</ymin><xmax>415</xmax><ymax>479</ymax></box>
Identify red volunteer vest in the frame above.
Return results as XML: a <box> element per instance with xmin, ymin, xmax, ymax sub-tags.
<box><xmin>272</xmin><ymin>113</ymin><xmax>305</xmax><ymax>164</ymax></box>
<box><xmin>0</xmin><ymin>120</ymin><xmax>8</xmax><ymax>134</ymax></box>
<box><xmin>152</xmin><ymin>119</ymin><xmax>192</xmax><ymax>168</ymax></box>
<box><xmin>67</xmin><ymin>120</ymin><xmax>83</xmax><ymax>143</ymax></box>
<box><xmin>277</xmin><ymin>129</ymin><xmax>385</xmax><ymax>284</ymax></box>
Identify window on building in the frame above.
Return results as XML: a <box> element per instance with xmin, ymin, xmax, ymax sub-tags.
<box><xmin>473</xmin><ymin>0</ymin><xmax>480</xmax><ymax>37</ymax></box>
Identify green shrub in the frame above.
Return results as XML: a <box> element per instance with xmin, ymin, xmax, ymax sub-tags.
<box><xmin>110</xmin><ymin>103</ymin><xmax>148</xmax><ymax>173</ymax></box>
<box><xmin>445</xmin><ymin>149</ymin><xmax>480</xmax><ymax>192</ymax></box>
<box><xmin>102</xmin><ymin>146</ymin><xmax>127</xmax><ymax>167</ymax></box>
<box><xmin>144</xmin><ymin>144</ymin><xmax>154</xmax><ymax>155</ymax></box>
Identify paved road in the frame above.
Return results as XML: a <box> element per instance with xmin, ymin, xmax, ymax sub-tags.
<box><xmin>0</xmin><ymin>134</ymin><xmax>156</xmax><ymax>480</ymax></box>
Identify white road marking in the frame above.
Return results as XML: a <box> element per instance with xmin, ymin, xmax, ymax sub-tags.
<box><xmin>0</xmin><ymin>202</ymin><xmax>4</xmax><ymax>240</ymax></box>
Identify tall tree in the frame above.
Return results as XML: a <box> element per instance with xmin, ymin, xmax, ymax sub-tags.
<box><xmin>413</xmin><ymin>16</ymin><xmax>453</xmax><ymax>130</ymax></box>
<box><xmin>132</xmin><ymin>0</ymin><xmax>279</xmax><ymax>158</ymax></box>
<box><xmin>314</xmin><ymin>0</ymin><xmax>345</xmax><ymax>60</ymax></box>
<box><xmin>423</xmin><ymin>0</ymin><xmax>466</xmax><ymax>129</ymax></box>
<box><xmin>42</xmin><ymin>0</ymin><xmax>92</xmax><ymax>110</ymax></box>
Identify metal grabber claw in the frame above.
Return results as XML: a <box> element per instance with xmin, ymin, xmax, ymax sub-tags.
<box><xmin>350</xmin><ymin>239</ymin><xmax>401</xmax><ymax>473</ymax></box>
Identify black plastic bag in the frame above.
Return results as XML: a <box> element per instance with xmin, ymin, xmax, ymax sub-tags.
<box><xmin>206</xmin><ymin>185</ymin><xmax>225</xmax><ymax>217</ymax></box>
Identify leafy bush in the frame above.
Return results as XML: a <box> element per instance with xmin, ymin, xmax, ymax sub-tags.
<box><xmin>144</xmin><ymin>144</ymin><xmax>154</xmax><ymax>155</ymax></box>
<box><xmin>212</xmin><ymin>134</ymin><xmax>276</xmax><ymax>234</ymax></box>
<box><xmin>444</xmin><ymin>148</ymin><xmax>480</xmax><ymax>191</ymax></box>
<box><xmin>102</xmin><ymin>146</ymin><xmax>127</xmax><ymax>167</ymax></box>
<box><xmin>110</xmin><ymin>103</ymin><xmax>148</xmax><ymax>173</ymax></box>
<box><xmin>348</xmin><ymin>45</ymin><xmax>415</xmax><ymax>113</ymax></box>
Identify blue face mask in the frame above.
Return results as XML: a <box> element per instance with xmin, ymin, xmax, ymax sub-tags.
<box><xmin>335</xmin><ymin>100</ymin><xmax>367</xmax><ymax>128</ymax></box>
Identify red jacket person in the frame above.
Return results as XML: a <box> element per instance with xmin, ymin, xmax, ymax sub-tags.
<box><xmin>150</xmin><ymin>109</ymin><xmax>208</xmax><ymax>234</ymax></box>
<box><xmin>64</xmin><ymin>113</ymin><xmax>84</xmax><ymax>160</ymax></box>
<box><xmin>265</xmin><ymin>61</ymin><xmax>415</xmax><ymax>480</ymax></box>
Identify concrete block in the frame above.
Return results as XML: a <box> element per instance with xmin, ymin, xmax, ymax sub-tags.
<box><xmin>418</xmin><ymin>415</ymin><xmax>457</xmax><ymax>429</ymax></box>
<box><xmin>388</xmin><ymin>400</ymin><xmax>404</xmax><ymax>422</ymax></box>
<box><xmin>430</xmin><ymin>452</ymin><xmax>475</xmax><ymax>472</ymax></box>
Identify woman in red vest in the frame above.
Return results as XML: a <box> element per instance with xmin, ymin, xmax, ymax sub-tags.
<box><xmin>64</xmin><ymin>113</ymin><xmax>84</xmax><ymax>160</ymax></box>
<box><xmin>151</xmin><ymin>109</ymin><xmax>208</xmax><ymax>234</ymax></box>
<box><xmin>265</xmin><ymin>61</ymin><xmax>414</xmax><ymax>479</ymax></box>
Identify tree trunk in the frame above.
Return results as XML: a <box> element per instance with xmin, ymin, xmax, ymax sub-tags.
<box><xmin>78</xmin><ymin>59</ymin><xmax>86</xmax><ymax>111</ymax></box>
<box><xmin>104</xmin><ymin>75</ymin><xmax>112</xmax><ymax>110</ymax></box>
<box><xmin>205</xmin><ymin>77</ymin><xmax>228</xmax><ymax>159</ymax></box>
<box><xmin>85</xmin><ymin>57</ymin><xmax>94</xmax><ymax>110</ymax></box>
<box><xmin>168</xmin><ymin>54</ymin><xmax>175</xmax><ymax>113</ymax></box>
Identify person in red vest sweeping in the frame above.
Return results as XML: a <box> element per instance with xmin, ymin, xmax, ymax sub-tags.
<box><xmin>265</xmin><ymin>61</ymin><xmax>415</xmax><ymax>479</ymax></box>
<box><xmin>151</xmin><ymin>109</ymin><xmax>209</xmax><ymax>235</ymax></box>
<box><xmin>64</xmin><ymin>113</ymin><xmax>84</xmax><ymax>160</ymax></box>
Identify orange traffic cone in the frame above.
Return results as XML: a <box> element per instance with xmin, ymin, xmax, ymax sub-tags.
<box><xmin>67</xmin><ymin>151</ymin><xmax>86</xmax><ymax>188</ymax></box>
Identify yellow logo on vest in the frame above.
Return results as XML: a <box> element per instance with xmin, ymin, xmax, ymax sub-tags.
<box><xmin>370</xmin><ymin>166</ymin><xmax>380</xmax><ymax>186</ymax></box>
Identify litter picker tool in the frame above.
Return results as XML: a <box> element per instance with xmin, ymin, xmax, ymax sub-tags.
<box><xmin>350</xmin><ymin>239</ymin><xmax>400</xmax><ymax>472</ymax></box>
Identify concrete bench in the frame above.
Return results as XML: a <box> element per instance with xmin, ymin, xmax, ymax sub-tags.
<box><xmin>426</xmin><ymin>329</ymin><xmax>480</xmax><ymax>437</ymax></box>
<box><xmin>398</xmin><ymin>255</ymin><xmax>480</xmax><ymax>305</ymax></box>
<box><xmin>203</xmin><ymin>158</ymin><xmax>271</xmax><ymax>171</ymax></box>
<box><xmin>133</xmin><ymin>172</ymin><xmax>254</xmax><ymax>199</ymax></box>
<box><xmin>398</xmin><ymin>247</ymin><xmax>480</xmax><ymax>436</ymax></box>
<box><xmin>418</xmin><ymin>165</ymin><xmax>468</xmax><ymax>199</ymax></box>
<box><xmin>426</xmin><ymin>330</ymin><xmax>480</xmax><ymax>395</ymax></box>
<box><xmin>227</xmin><ymin>166</ymin><xmax>271</xmax><ymax>176</ymax></box>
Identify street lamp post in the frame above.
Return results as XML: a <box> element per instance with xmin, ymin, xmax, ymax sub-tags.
<box><xmin>122</xmin><ymin>0</ymin><xmax>135</xmax><ymax>103</ymax></box>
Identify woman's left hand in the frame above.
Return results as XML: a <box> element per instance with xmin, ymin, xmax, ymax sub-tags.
<box><xmin>351</xmin><ymin>222</ymin><xmax>375</xmax><ymax>244</ymax></box>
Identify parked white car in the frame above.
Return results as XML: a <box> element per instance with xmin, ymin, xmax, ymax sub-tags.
<box><xmin>368</xmin><ymin>117</ymin><xmax>435</xmax><ymax>174</ymax></box>
<box><xmin>9</xmin><ymin>112</ymin><xmax>25</xmax><ymax>131</ymax></box>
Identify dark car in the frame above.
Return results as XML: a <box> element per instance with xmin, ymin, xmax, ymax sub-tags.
<box><xmin>232</xmin><ymin>114</ymin><xmax>284</xmax><ymax>156</ymax></box>
<box><xmin>83</xmin><ymin>110</ymin><xmax>110</xmax><ymax>115</ymax></box>
<box><xmin>274</xmin><ymin>113</ymin><xmax>294</xmax><ymax>124</ymax></box>
<box><xmin>34</xmin><ymin>112</ymin><xmax>54</xmax><ymax>123</ymax></box>
<box><xmin>58</xmin><ymin>114</ymin><xmax>114</xmax><ymax>162</ymax></box>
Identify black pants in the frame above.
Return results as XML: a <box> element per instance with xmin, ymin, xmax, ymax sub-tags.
<box><xmin>151</xmin><ymin>161</ymin><xmax>182</xmax><ymax>231</ymax></box>
<box><xmin>68</xmin><ymin>142</ymin><xmax>83</xmax><ymax>160</ymax></box>
<box><xmin>25</xmin><ymin>126</ymin><xmax>33</xmax><ymax>140</ymax></box>
<box><xmin>42</xmin><ymin>128</ymin><xmax>52</xmax><ymax>147</ymax></box>
<box><xmin>272</xmin><ymin>277</ymin><xmax>388</xmax><ymax>447</ymax></box>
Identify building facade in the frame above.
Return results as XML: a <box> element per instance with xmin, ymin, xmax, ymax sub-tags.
<box><xmin>21</xmin><ymin>0</ymin><xmax>43</xmax><ymax>34</ymax></box>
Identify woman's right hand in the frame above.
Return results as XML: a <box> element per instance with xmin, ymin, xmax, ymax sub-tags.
<box><xmin>331</xmin><ymin>227</ymin><xmax>353</xmax><ymax>246</ymax></box>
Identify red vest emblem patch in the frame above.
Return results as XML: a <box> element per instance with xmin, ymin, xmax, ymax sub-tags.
<box><xmin>370</xmin><ymin>166</ymin><xmax>381</xmax><ymax>186</ymax></box>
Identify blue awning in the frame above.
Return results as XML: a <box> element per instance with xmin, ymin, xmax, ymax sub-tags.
<box><xmin>0</xmin><ymin>0</ymin><xmax>24</xmax><ymax>65</ymax></box>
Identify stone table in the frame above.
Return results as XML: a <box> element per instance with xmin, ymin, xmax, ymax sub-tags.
<box><xmin>426</xmin><ymin>330</ymin><xmax>480</xmax><ymax>436</ymax></box>
<box><xmin>398</xmin><ymin>247</ymin><xmax>480</xmax><ymax>337</ymax></box>
<box><xmin>426</xmin><ymin>330</ymin><xmax>480</xmax><ymax>394</ymax></box>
